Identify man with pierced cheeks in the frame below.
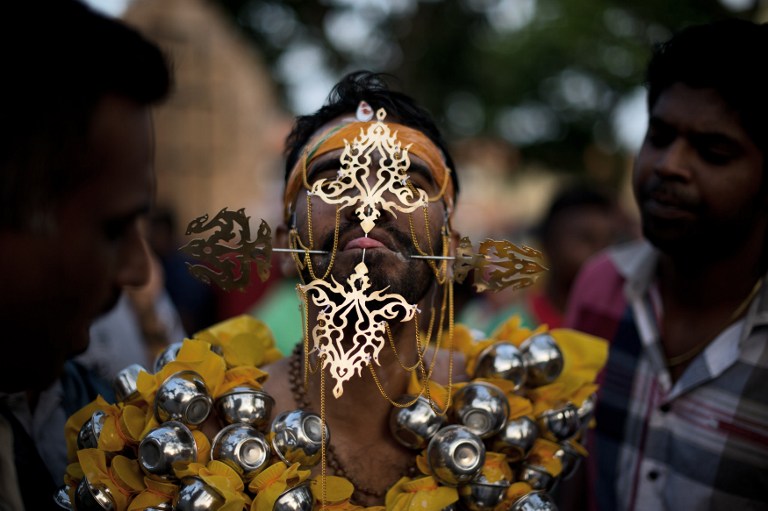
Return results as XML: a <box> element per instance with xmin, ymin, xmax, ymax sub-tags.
<box><xmin>263</xmin><ymin>72</ymin><xmax>467</xmax><ymax>505</ymax></box>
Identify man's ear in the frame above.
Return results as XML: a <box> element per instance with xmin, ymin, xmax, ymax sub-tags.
<box><xmin>449</xmin><ymin>226</ymin><xmax>461</xmax><ymax>254</ymax></box>
<box><xmin>446</xmin><ymin>223</ymin><xmax>462</xmax><ymax>282</ymax></box>
<box><xmin>275</xmin><ymin>223</ymin><xmax>298</xmax><ymax>278</ymax></box>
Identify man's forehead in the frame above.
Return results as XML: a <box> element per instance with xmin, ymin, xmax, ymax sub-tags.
<box><xmin>652</xmin><ymin>84</ymin><xmax>753</xmax><ymax>141</ymax></box>
<box><xmin>304</xmin><ymin>115</ymin><xmax>441</xmax><ymax>164</ymax></box>
<box><xmin>307</xmin><ymin>145</ymin><xmax>439</xmax><ymax>176</ymax></box>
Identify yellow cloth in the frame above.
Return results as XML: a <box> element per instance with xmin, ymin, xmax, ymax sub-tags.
<box><xmin>248</xmin><ymin>462</ymin><xmax>311</xmax><ymax>511</ymax></box>
<box><xmin>194</xmin><ymin>315</ymin><xmax>282</xmax><ymax>369</ymax></box>
<box><xmin>385</xmin><ymin>476</ymin><xmax>458</xmax><ymax>511</ymax></box>
<box><xmin>127</xmin><ymin>477</ymin><xmax>178</xmax><ymax>511</ymax></box>
<box><xmin>175</xmin><ymin>460</ymin><xmax>249</xmax><ymax>511</ymax></box>
<box><xmin>62</xmin><ymin>314</ymin><xmax>608</xmax><ymax>511</ymax></box>
<box><xmin>77</xmin><ymin>450</ymin><xmax>145</xmax><ymax>511</ymax></box>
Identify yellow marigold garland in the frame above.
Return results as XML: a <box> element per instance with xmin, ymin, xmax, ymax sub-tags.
<box><xmin>62</xmin><ymin>314</ymin><xmax>606</xmax><ymax>511</ymax></box>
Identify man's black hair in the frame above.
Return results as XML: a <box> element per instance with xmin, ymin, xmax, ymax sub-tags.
<box><xmin>0</xmin><ymin>0</ymin><xmax>172</xmax><ymax>230</ymax></box>
<box><xmin>283</xmin><ymin>71</ymin><xmax>459</xmax><ymax>195</ymax></box>
<box><xmin>646</xmin><ymin>19</ymin><xmax>768</xmax><ymax>158</ymax></box>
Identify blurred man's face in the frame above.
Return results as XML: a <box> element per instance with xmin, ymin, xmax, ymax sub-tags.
<box><xmin>545</xmin><ymin>205</ymin><xmax>620</xmax><ymax>288</ymax></box>
<box><xmin>0</xmin><ymin>94</ymin><xmax>154</xmax><ymax>392</ymax></box>
<box><xmin>633</xmin><ymin>83</ymin><xmax>766</xmax><ymax>258</ymax></box>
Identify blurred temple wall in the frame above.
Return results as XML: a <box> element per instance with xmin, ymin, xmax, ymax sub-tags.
<box><xmin>123</xmin><ymin>0</ymin><xmax>290</xmax><ymax>237</ymax></box>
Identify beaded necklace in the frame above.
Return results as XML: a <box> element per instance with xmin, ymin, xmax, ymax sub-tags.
<box><xmin>288</xmin><ymin>344</ymin><xmax>417</xmax><ymax>502</ymax></box>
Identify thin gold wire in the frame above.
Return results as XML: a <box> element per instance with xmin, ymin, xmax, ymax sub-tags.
<box><xmin>320</xmin><ymin>352</ymin><xmax>328</xmax><ymax>506</ymax></box>
<box><xmin>442</xmin><ymin>280</ymin><xmax>455</xmax><ymax>414</ymax></box>
<box><xmin>406</xmin><ymin>204</ymin><xmax>448</xmax><ymax>285</ymax></box>
<box><xmin>288</xmin><ymin>230</ymin><xmax>308</xmax><ymax>286</ymax></box>
<box><xmin>369</xmin><ymin>318</ymin><xmax>431</xmax><ymax>408</ymax></box>
<box><xmin>368</xmin><ymin>364</ymin><xmax>425</xmax><ymax>408</ymax></box>
<box><xmin>298</xmin><ymin>287</ymin><xmax>322</xmax><ymax>378</ymax></box>
<box><xmin>385</xmin><ymin>322</ymin><xmax>423</xmax><ymax>372</ymax></box>
<box><xmin>427</xmin><ymin>167</ymin><xmax>451</xmax><ymax>203</ymax></box>
<box><xmin>374</xmin><ymin>276</ymin><xmax>455</xmax><ymax>416</ymax></box>
<box><xmin>376</xmin><ymin>197</ymin><xmax>455</xmax><ymax>415</ymax></box>
<box><xmin>301</xmin><ymin>198</ymin><xmax>341</xmax><ymax>281</ymax></box>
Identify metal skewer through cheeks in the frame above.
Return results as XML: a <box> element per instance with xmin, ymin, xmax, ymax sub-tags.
<box><xmin>181</xmin><ymin>207</ymin><xmax>547</xmax><ymax>293</ymax></box>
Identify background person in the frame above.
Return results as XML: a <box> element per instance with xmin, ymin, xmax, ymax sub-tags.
<box><xmin>460</xmin><ymin>183</ymin><xmax>626</xmax><ymax>334</ymax></box>
<box><xmin>0</xmin><ymin>2</ymin><xmax>171</xmax><ymax>508</ymax></box>
<box><xmin>565</xmin><ymin>19</ymin><xmax>768</xmax><ymax>510</ymax></box>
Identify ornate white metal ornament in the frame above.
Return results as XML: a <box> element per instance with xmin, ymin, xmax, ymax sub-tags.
<box><xmin>309</xmin><ymin>108</ymin><xmax>428</xmax><ymax>234</ymax></box>
<box><xmin>300</xmin><ymin>261</ymin><xmax>418</xmax><ymax>398</ymax></box>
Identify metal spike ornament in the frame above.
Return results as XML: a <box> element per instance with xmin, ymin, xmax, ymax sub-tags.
<box><xmin>180</xmin><ymin>207</ymin><xmax>272</xmax><ymax>292</ymax></box>
<box><xmin>179</xmin><ymin>213</ymin><xmax>547</xmax><ymax>295</ymax></box>
<box><xmin>299</xmin><ymin>262</ymin><xmax>418</xmax><ymax>398</ymax></box>
<box><xmin>309</xmin><ymin>108</ymin><xmax>428</xmax><ymax>233</ymax></box>
<box><xmin>453</xmin><ymin>237</ymin><xmax>548</xmax><ymax>292</ymax></box>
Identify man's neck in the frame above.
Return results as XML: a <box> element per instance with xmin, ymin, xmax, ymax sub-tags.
<box><xmin>657</xmin><ymin>240</ymin><xmax>764</xmax><ymax>311</ymax></box>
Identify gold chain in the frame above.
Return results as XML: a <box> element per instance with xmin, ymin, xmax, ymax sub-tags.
<box><xmin>303</xmin><ymin>199</ymin><xmax>341</xmax><ymax>281</ymax></box>
<box><xmin>666</xmin><ymin>277</ymin><xmax>763</xmax><ymax>368</ymax></box>
<box><xmin>320</xmin><ymin>352</ymin><xmax>327</xmax><ymax>506</ymax></box>
<box><xmin>385</xmin><ymin>322</ymin><xmax>423</xmax><ymax>372</ymax></box>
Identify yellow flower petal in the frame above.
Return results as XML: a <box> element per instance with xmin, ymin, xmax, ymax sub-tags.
<box><xmin>507</xmin><ymin>395</ymin><xmax>534</xmax><ymax>419</ymax></box>
<box><xmin>128</xmin><ymin>477</ymin><xmax>180</xmax><ymax>511</ymax></box>
<box><xmin>216</xmin><ymin>366</ymin><xmax>269</xmax><ymax>397</ymax></box>
<box><xmin>65</xmin><ymin>399</ymin><xmax>103</xmax><ymax>462</ymax></box>
<box><xmin>111</xmin><ymin>455</ymin><xmax>145</xmax><ymax>492</ymax></box>
<box><xmin>249</xmin><ymin>461</ymin><xmax>289</xmax><ymax>493</ymax></box>
<box><xmin>225</xmin><ymin>332</ymin><xmax>266</xmax><ymax>367</ymax></box>
<box><xmin>480</xmin><ymin>452</ymin><xmax>513</xmax><ymax>484</ymax></box>
<box><xmin>527</xmin><ymin>439</ymin><xmax>563</xmax><ymax>477</ymax></box>
<box><xmin>197</xmin><ymin>315</ymin><xmax>275</xmax><ymax>349</ymax></box>
<box><xmin>571</xmin><ymin>383</ymin><xmax>598</xmax><ymax>408</ymax></box>
<box><xmin>120</xmin><ymin>404</ymin><xmax>150</xmax><ymax>442</ymax></box>
<box><xmin>386</xmin><ymin>476</ymin><xmax>458</xmax><ymax>511</ymax></box>
<box><xmin>249</xmin><ymin>461</ymin><xmax>311</xmax><ymax>511</ymax></box>
<box><xmin>175</xmin><ymin>462</ymin><xmax>205</xmax><ymax>480</ymax></box>
<box><xmin>310</xmin><ymin>476</ymin><xmax>354</xmax><ymax>503</ymax></box>
<box><xmin>451</xmin><ymin>324</ymin><xmax>476</xmax><ymax>355</ymax></box>
<box><xmin>203</xmin><ymin>460</ymin><xmax>245</xmax><ymax>493</ymax></box>
<box><xmin>549</xmin><ymin>329</ymin><xmax>608</xmax><ymax>384</ymax></box>
<box><xmin>136</xmin><ymin>370</ymin><xmax>159</xmax><ymax>406</ymax></box>
<box><xmin>506</xmin><ymin>482</ymin><xmax>533</xmax><ymax>502</ymax></box>
<box><xmin>98</xmin><ymin>415</ymin><xmax>125</xmax><ymax>452</ymax></box>
<box><xmin>193</xmin><ymin>430</ymin><xmax>211</xmax><ymax>463</ymax></box>
<box><xmin>491</xmin><ymin>316</ymin><xmax>547</xmax><ymax>346</ymax></box>
<box><xmin>415</xmin><ymin>451</ymin><xmax>431</xmax><ymax>476</ymax></box>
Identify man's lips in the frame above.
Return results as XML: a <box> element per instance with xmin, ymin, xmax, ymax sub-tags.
<box><xmin>343</xmin><ymin>236</ymin><xmax>387</xmax><ymax>251</ymax></box>
<box><xmin>643</xmin><ymin>192</ymin><xmax>695</xmax><ymax>220</ymax></box>
<box><xmin>637</xmin><ymin>181</ymin><xmax>694</xmax><ymax>217</ymax></box>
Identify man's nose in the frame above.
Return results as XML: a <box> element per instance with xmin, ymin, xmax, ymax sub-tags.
<box><xmin>654</xmin><ymin>139</ymin><xmax>693</xmax><ymax>180</ymax></box>
<box><xmin>115</xmin><ymin>224</ymin><xmax>152</xmax><ymax>288</ymax></box>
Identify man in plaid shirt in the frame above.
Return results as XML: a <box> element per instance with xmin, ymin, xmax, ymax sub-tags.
<box><xmin>565</xmin><ymin>20</ymin><xmax>768</xmax><ymax>511</ymax></box>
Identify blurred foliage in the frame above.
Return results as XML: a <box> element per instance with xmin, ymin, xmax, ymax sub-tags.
<box><xmin>212</xmin><ymin>0</ymin><xmax>758</xmax><ymax>180</ymax></box>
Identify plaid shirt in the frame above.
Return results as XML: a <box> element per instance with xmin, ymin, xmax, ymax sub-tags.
<box><xmin>566</xmin><ymin>240</ymin><xmax>768</xmax><ymax>511</ymax></box>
